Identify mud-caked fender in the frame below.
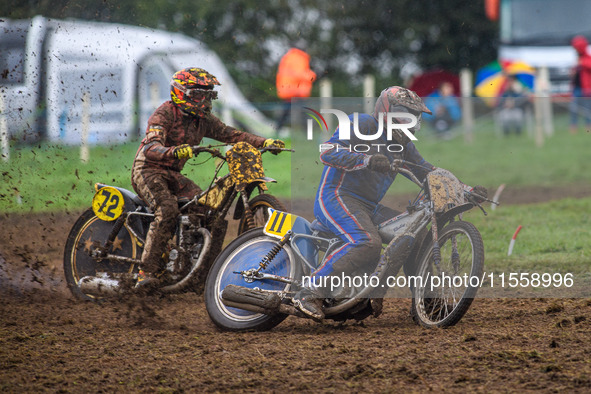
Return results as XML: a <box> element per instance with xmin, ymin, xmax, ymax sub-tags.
<box><xmin>232</xmin><ymin>177</ymin><xmax>277</xmax><ymax>220</ymax></box>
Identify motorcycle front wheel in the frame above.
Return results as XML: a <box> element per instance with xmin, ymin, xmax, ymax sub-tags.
<box><xmin>204</xmin><ymin>227</ymin><xmax>297</xmax><ymax>331</ymax></box>
<box><xmin>63</xmin><ymin>208</ymin><xmax>140</xmax><ymax>301</ymax></box>
<box><xmin>411</xmin><ymin>220</ymin><xmax>484</xmax><ymax>328</ymax></box>
<box><xmin>237</xmin><ymin>194</ymin><xmax>286</xmax><ymax>234</ymax></box>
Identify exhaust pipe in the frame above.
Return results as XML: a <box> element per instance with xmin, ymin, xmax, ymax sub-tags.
<box><xmin>221</xmin><ymin>284</ymin><xmax>305</xmax><ymax>317</ymax></box>
<box><xmin>79</xmin><ymin>275</ymin><xmax>123</xmax><ymax>297</ymax></box>
<box><xmin>78</xmin><ymin>228</ymin><xmax>213</xmax><ymax>297</ymax></box>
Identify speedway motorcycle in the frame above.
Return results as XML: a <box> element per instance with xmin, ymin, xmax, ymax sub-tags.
<box><xmin>63</xmin><ymin>142</ymin><xmax>289</xmax><ymax>301</ymax></box>
<box><xmin>205</xmin><ymin>161</ymin><xmax>494</xmax><ymax>330</ymax></box>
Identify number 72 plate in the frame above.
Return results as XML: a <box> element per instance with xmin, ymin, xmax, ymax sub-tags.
<box><xmin>92</xmin><ymin>186</ymin><xmax>125</xmax><ymax>221</ymax></box>
<box><xmin>263</xmin><ymin>209</ymin><xmax>294</xmax><ymax>239</ymax></box>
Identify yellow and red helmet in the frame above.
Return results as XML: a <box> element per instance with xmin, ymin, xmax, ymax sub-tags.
<box><xmin>170</xmin><ymin>68</ymin><xmax>220</xmax><ymax>117</ymax></box>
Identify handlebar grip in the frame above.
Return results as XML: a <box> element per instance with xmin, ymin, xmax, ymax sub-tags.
<box><xmin>191</xmin><ymin>146</ymin><xmax>225</xmax><ymax>159</ymax></box>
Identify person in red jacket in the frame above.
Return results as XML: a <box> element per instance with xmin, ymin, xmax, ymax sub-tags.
<box><xmin>275</xmin><ymin>47</ymin><xmax>317</xmax><ymax>132</ymax></box>
<box><xmin>132</xmin><ymin>67</ymin><xmax>284</xmax><ymax>286</ymax></box>
<box><xmin>570</xmin><ymin>35</ymin><xmax>591</xmax><ymax>134</ymax></box>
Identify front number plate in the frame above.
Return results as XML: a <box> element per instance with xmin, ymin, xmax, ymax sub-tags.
<box><xmin>92</xmin><ymin>187</ymin><xmax>125</xmax><ymax>221</ymax></box>
<box><xmin>263</xmin><ymin>209</ymin><xmax>293</xmax><ymax>239</ymax></box>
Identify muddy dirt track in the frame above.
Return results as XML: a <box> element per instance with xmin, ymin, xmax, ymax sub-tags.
<box><xmin>2</xmin><ymin>185</ymin><xmax>591</xmax><ymax>392</ymax></box>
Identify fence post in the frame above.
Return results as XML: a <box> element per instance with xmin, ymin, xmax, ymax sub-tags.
<box><xmin>222</xmin><ymin>84</ymin><xmax>233</xmax><ymax>127</ymax></box>
<box><xmin>0</xmin><ymin>93</ymin><xmax>9</xmax><ymax>162</ymax></box>
<box><xmin>320</xmin><ymin>78</ymin><xmax>333</xmax><ymax>134</ymax></box>
<box><xmin>533</xmin><ymin>68</ymin><xmax>547</xmax><ymax>147</ymax></box>
<box><xmin>538</xmin><ymin>67</ymin><xmax>554</xmax><ymax>137</ymax></box>
<box><xmin>150</xmin><ymin>82</ymin><xmax>160</xmax><ymax>111</ymax></box>
<box><xmin>363</xmin><ymin>74</ymin><xmax>375</xmax><ymax>114</ymax></box>
<box><xmin>80</xmin><ymin>92</ymin><xmax>90</xmax><ymax>163</ymax></box>
<box><xmin>460</xmin><ymin>68</ymin><xmax>474</xmax><ymax>144</ymax></box>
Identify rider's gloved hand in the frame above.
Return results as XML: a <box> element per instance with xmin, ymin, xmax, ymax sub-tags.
<box><xmin>470</xmin><ymin>185</ymin><xmax>488</xmax><ymax>203</ymax></box>
<box><xmin>263</xmin><ymin>139</ymin><xmax>285</xmax><ymax>155</ymax></box>
<box><xmin>368</xmin><ymin>154</ymin><xmax>391</xmax><ymax>173</ymax></box>
<box><xmin>173</xmin><ymin>144</ymin><xmax>193</xmax><ymax>160</ymax></box>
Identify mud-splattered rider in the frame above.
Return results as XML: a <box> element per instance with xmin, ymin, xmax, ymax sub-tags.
<box><xmin>131</xmin><ymin>67</ymin><xmax>284</xmax><ymax>286</ymax></box>
<box><xmin>295</xmin><ymin>86</ymin><xmax>485</xmax><ymax>320</ymax></box>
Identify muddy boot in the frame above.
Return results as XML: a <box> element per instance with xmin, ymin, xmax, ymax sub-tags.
<box><xmin>371</xmin><ymin>298</ymin><xmax>384</xmax><ymax>318</ymax></box>
<box><xmin>293</xmin><ymin>288</ymin><xmax>325</xmax><ymax>320</ymax></box>
<box><xmin>135</xmin><ymin>269</ymin><xmax>160</xmax><ymax>290</ymax></box>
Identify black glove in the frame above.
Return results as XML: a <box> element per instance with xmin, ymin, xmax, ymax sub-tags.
<box><xmin>368</xmin><ymin>154</ymin><xmax>391</xmax><ymax>173</ymax></box>
<box><xmin>471</xmin><ymin>185</ymin><xmax>488</xmax><ymax>203</ymax></box>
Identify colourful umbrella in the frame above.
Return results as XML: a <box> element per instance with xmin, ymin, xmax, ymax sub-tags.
<box><xmin>475</xmin><ymin>60</ymin><xmax>535</xmax><ymax>99</ymax></box>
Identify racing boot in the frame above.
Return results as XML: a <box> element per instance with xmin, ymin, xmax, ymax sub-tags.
<box><xmin>135</xmin><ymin>269</ymin><xmax>160</xmax><ymax>290</ymax></box>
<box><xmin>293</xmin><ymin>288</ymin><xmax>325</xmax><ymax>320</ymax></box>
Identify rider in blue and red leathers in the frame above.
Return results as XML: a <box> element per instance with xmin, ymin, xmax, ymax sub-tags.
<box><xmin>294</xmin><ymin>86</ymin><xmax>435</xmax><ymax>319</ymax></box>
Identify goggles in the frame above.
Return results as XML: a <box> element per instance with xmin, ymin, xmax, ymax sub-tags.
<box><xmin>186</xmin><ymin>87</ymin><xmax>218</xmax><ymax>101</ymax></box>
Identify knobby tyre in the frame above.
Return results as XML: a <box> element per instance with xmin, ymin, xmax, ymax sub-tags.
<box><xmin>411</xmin><ymin>220</ymin><xmax>484</xmax><ymax>328</ymax></box>
<box><xmin>237</xmin><ymin>194</ymin><xmax>286</xmax><ymax>234</ymax></box>
<box><xmin>63</xmin><ymin>208</ymin><xmax>140</xmax><ymax>301</ymax></box>
<box><xmin>204</xmin><ymin>227</ymin><xmax>296</xmax><ymax>331</ymax></box>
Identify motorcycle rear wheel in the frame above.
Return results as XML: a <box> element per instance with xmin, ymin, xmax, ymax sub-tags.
<box><xmin>63</xmin><ymin>208</ymin><xmax>140</xmax><ymax>301</ymax></box>
<box><xmin>204</xmin><ymin>228</ymin><xmax>296</xmax><ymax>331</ymax></box>
<box><xmin>411</xmin><ymin>220</ymin><xmax>484</xmax><ymax>328</ymax></box>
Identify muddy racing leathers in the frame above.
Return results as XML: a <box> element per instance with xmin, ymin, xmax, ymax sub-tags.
<box><xmin>313</xmin><ymin>113</ymin><xmax>434</xmax><ymax>280</ymax></box>
<box><xmin>132</xmin><ymin>100</ymin><xmax>266</xmax><ymax>275</ymax></box>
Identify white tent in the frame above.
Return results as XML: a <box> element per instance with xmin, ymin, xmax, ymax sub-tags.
<box><xmin>0</xmin><ymin>16</ymin><xmax>273</xmax><ymax>145</ymax></box>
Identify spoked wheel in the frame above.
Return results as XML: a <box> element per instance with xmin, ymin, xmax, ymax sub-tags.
<box><xmin>63</xmin><ymin>208</ymin><xmax>140</xmax><ymax>301</ymax></box>
<box><xmin>411</xmin><ymin>221</ymin><xmax>484</xmax><ymax>328</ymax></box>
<box><xmin>237</xmin><ymin>194</ymin><xmax>286</xmax><ymax>234</ymax></box>
<box><xmin>204</xmin><ymin>228</ymin><xmax>296</xmax><ymax>331</ymax></box>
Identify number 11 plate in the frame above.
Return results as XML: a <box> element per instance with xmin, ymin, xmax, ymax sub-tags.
<box><xmin>263</xmin><ymin>209</ymin><xmax>294</xmax><ymax>238</ymax></box>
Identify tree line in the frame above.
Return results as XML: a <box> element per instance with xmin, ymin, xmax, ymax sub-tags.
<box><xmin>3</xmin><ymin>0</ymin><xmax>498</xmax><ymax>101</ymax></box>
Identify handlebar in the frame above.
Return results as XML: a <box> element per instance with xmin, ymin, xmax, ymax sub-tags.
<box><xmin>191</xmin><ymin>146</ymin><xmax>225</xmax><ymax>159</ymax></box>
<box><xmin>190</xmin><ymin>145</ymin><xmax>293</xmax><ymax>160</ymax></box>
<box><xmin>389</xmin><ymin>159</ymin><xmax>426</xmax><ymax>188</ymax></box>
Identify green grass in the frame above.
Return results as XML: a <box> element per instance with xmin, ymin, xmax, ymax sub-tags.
<box><xmin>0</xmin><ymin>111</ymin><xmax>589</xmax><ymax>211</ymax></box>
<box><xmin>290</xmin><ymin>112</ymin><xmax>591</xmax><ymax>199</ymax></box>
<box><xmin>464</xmin><ymin>197</ymin><xmax>591</xmax><ymax>275</ymax></box>
<box><xmin>0</xmin><ymin>140</ymin><xmax>291</xmax><ymax>213</ymax></box>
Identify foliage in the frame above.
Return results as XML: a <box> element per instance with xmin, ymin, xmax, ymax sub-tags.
<box><xmin>1</xmin><ymin>0</ymin><xmax>498</xmax><ymax>101</ymax></box>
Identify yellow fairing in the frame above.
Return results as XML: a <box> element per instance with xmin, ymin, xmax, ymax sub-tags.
<box><xmin>226</xmin><ymin>142</ymin><xmax>265</xmax><ymax>192</ymax></box>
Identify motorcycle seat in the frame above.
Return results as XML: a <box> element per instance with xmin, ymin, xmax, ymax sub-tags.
<box><xmin>310</xmin><ymin>219</ymin><xmax>335</xmax><ymax>238</ymax></box>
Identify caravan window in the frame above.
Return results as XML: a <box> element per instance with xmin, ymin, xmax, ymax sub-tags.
<box><xmin>0</xmin><ymin>21</ymin><xmax>29</xmax><ymax>85</ymax></box>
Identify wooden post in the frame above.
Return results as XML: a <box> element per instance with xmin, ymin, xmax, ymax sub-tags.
<box><xmin>150</xmin><ymin>82</ymin><xmax>160</xmax><ymax>111</ymax></box>
<box><xmin>538</xmin><ymin>67</ymin><xmax>554</xmax><ymax>137</ymax></box>
<box><xmin>0</xmin><ymin>93</ymin><xmax>8</xmax><ymax>162</ymax></box>
<box><xmin>363</xmin><ymin>74</ymin><xmax>375</xmax><ymax>114</ymax></box>
<box><xmin>222</xmin><ymin>84</ymin><xmax>233</xmax><ymax>126</ymax></box>
<box><xmin>534</xmin><ymin>68</ymin><xmax>545</xmax><ymax>147</ymax></box>
<box><xmin>320</xmin><ymin>78</ymin><xmax>333</xmax><ymax>134</ymax></box>
<box><xmin>460</xmin><ymin>68</ymin><xmax>474</xmax><ymax>144</ymax></box>
<box><xmin>80</xmin><ymin>92</ymin><xmax>90</xmax><ymax>163</ymax></box>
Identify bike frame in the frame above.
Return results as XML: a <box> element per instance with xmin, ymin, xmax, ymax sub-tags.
<box><xmin>236</xmin><ymin>161</ymin><xmax>486</xmax><ymax>316</ymax></box>
<box><xmin>94</xmin><ymin>146</ymin><xmax>278</xmax><ymax>268</ymax></box>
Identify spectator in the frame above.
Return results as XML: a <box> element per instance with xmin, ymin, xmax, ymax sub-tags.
<box><xmin>569</xmin><ymin>35</ymin><xmax>591</xmax><ymax>134</ymax></box>
<box><xmin>422</xmin><ymin>81</ymin><xmax>461</xmax><ymax>136</ymax></box>
<box><xmin>275</xmin><ymin>47</ymin><xmax>317</xmax><ymax>133</ymax></box>
<box><xmin>497</xmin><ymin>75</ymin><xmax>530</xmax><ymax>135</ymax></box>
